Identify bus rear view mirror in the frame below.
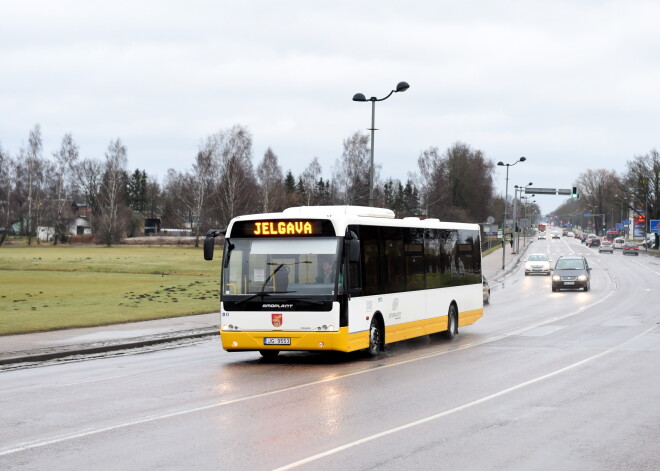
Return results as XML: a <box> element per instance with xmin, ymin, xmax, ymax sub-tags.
<box><xmin>204</xmin><ymin>229</ymin><xmax>226</xmax><ymax>261</ymax></box>
<box><xmin>204</xmin><ymin>234</ymin><xmax>215</xmax><ymax>260</ymax></box>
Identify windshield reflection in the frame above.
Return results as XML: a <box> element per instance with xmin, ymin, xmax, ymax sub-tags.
<box><xmin>223</xmin><ymin>238</ymin><xmax>341</xmax><ymax>296</ymax></box>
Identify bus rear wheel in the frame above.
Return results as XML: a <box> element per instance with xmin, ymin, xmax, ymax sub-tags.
<box><xmin>443</xmin><ymin>304</ymin><xmax>458</xmax><ymax>340</ymax></box>
<box><xmin>368</xmin><ymin>318</ymin><xmax>383</xmax><ymax>357</ymax></box>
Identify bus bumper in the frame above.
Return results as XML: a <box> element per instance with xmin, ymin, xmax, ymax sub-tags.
<box><xmin>220</xmin><ymin>327</ymin><xmax>368</xmax><ymax>353</ymax></box>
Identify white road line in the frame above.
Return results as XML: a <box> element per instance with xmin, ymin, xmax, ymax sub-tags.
<box><xmin>632</xmin><ymin>258</ymin><xmax>660</xmax><ymax>276</ymax></box>
<box><xmin>0</xmin><ymin>274</ymin><xmax>621</xmax><ymax>457</ymax></box>
<box><xmin>272</xmin><ymin>324</ymin><xmax>658</xmax><ymax>471</ymax></box>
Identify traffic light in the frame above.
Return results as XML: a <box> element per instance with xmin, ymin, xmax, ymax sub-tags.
<box><xmin>571</xmin><ymin>186</ymin><xmax>579</xmax><ymax>199</ymax></box>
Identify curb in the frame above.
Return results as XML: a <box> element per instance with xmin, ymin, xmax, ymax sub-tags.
<box><xmin>0</xmin><ymin>327</ymin><xmax>219</xmax><ymax>367</ymax></box>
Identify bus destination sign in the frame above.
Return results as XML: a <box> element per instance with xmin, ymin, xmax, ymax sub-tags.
<box><xmin>231</xmin><ymin>219</ymin><xmax>336</xmax><ymax>237</ymax></box>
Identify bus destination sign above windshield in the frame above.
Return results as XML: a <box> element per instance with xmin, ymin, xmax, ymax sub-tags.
<box><xmin>231</xmin><ymin>219</ymin><xmax>336</xmax><ymax>237</ymax></box>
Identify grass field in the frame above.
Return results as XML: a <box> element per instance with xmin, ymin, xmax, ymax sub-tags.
<box><xmin>0</xmin><ymin>245</ymin><xmax>223</xmax><ymax>335</ymax></box>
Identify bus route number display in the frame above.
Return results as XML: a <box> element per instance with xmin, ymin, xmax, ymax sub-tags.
<box><xmin>231</xmin><ymin>219</ymin><xmax>336</xmax><ymax>237</ymax></box>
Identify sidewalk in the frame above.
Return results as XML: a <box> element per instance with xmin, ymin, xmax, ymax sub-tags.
<box><xmin>0</xmin><ymin>240</ymin><xmax>534</xmax><ymax>368</ymax></box>
<box><xmin>0</xmin><ymin>313</ymin><xmax>220</xmax><ymax>368</ymax></box>
<box><xmin>482</xmin><ymin>238</ymin><xmax>534</xmax><ymax>282</ymax></box>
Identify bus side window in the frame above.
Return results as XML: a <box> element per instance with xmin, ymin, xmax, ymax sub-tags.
<box><xmin>356</xmin><ymin>225</ymin><xmax>379</xmax><ymax>295</ymax></box>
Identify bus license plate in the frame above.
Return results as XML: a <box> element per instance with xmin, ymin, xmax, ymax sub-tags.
<box><xmin>264</xmin><ymin>338</ymin><xmax>291</xmax><ymax>345</ymax></box>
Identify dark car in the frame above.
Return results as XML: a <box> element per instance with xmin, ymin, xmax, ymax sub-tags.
<box><xmin>587</xmin><ymin>237</ymin><xmax>601</xmax><ymax>248</ymax></box>
<box><xmin>552</xmin><ymin>255</ymin><xmax>592</xmax><ymax>292</ymax></box>
<box><xmin>622</xmin><ymin>242</ymin><xmax>639</xmax><ymax>256</ymax></box>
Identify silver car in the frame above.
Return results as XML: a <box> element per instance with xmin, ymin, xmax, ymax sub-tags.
<box><xmin>525</xmin><ymin>253</ymin><xmax>552</xmax><ymax>275</ymax></box>
<box><xmin>599</xmin><ymin>240</ymin><xmax>614</xmax><ymax>253</ymax></box>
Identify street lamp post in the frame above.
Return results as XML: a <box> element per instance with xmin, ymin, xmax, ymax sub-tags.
<box><xmin>353</xmin><ymin>81</ymin><xmax>410</xmax><ymax>207</ymax></box>
<box><xmin>521</xmin><ymin>196</ymin><xmax>535</xmax><ymax>249</ymax></box>
<box><xmin>513</xmin><ymin>182</ymin><xmax>533</xmax><ymax>253</ymax></box>
<box><xmin>497</xmin><ymin>157</ymin><xmax>527</xmax><ymax>269</ymax></box>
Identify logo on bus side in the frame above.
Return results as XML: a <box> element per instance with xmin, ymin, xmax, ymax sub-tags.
<box><xmin>272</xmin><ymin>314</ymin><xmax>283</xmax><ymax>328</ymax></box>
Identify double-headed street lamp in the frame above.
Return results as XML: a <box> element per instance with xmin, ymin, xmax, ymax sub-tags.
<box><xmin>353</xmin><ymin>81</ymin><xmax>410</xmax><ymax>207</ymax></box>
<box><xmin>497</xmin><ymin>157</ymin><xmax>526</xmax><ymax>269</ymax></box>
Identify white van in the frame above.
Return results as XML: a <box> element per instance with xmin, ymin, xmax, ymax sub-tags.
<box><xmin>613</xmin><ymin>237</ymin><xmax>625</xmax><ymax>249</ymax></box>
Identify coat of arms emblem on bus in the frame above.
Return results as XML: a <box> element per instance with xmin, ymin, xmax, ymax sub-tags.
<box><xmin>272</xmin><ymin>314</ymin><xmax>283</xmax><ymax>327</ymax></box>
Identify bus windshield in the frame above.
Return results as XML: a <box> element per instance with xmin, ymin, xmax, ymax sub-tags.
<box><xmin>222</xmin><ymin>237</ymin><xmax>342</xmax><ymax>297</ymax></box>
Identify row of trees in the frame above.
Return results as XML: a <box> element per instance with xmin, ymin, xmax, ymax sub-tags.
<box><xmin>2</xmin><ymin>122</ymin><xmax>527</xmax><ymax>246</ymax></box>
<box><xmin>551</xmin><ymin>149</ymin><xmax>659</xmax><ymax>235</ymax></box>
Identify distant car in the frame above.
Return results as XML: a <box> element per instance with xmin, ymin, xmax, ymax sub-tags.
<box><xmin>587</xmin><ymin>237</ymin><xmax>601</xmax><ymax>248</ymax></box>
<box><xmin>538</xmin><ymin>232</ymin><xmax>546</xmax><ymax>240</ymax></box>
<box><xmin>525</xmin><ymin>253</ymin><xmax>552</xmax><ymax>275</ymax></box>
<box><xmin>482</xmin><ymin>276</ymin><xmax>490</xmax><ymax>304</ymax></box>
<box><xmin>562</xmin><ymin>230</ymin><xmax>568</xmax><ymax>236</ymax></box>
<box><xmin>552</xmin><ymin>232</ymin><xmax>560</xmax><ymax>239</ymax></box>
<box><xmin>613</xmin><ymin>237</ymin><xmax>625</xmax><ymax>249</ymax></box>
<box><xmin>599</xmin><ymin>240</ymin><xmax>614</xmax><ymax>253</ymax></box>
<box><xmin>622</xmin><ymin>242</ymin><xmax>639</xmax><ymax>256</ymax></box>
<box><xmin>552</xmin><ymin>255</ymin><xmax>592</xmax><ymax>292</ymax></box>
<box><xmin>567</xmin><ymin>232</ymin><xmax>575</xmax><ymax>238</ymax></box>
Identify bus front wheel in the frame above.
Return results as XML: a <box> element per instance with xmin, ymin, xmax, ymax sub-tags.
<box><xmin>368</xmin><ymin>318</ymin><xmax>383</xmax><ymax>357</ymax></box>
<box><xmin>443</xmin><ymin>304</ymin><xmax>458</xmax><ymax>340</ymax></box>
<box><xmin>259</xmin><ymin>350</ymin><xmax>280</xmax><ymax>360</ymax></box>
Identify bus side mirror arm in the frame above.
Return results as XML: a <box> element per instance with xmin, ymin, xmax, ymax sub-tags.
<box><xmin>345</xmin><ymin>230</ymin><xmax>360</xmax><ymax>263</ymax></box>
<box><xmin>204</xmin><ymin>228</ymin><xmax>227</xmax><ymax>261</ymax></box>
<box><xmin>349</xmin><ymin>239</ymin><xmax>360</xmax><ymax>263</ymax></box>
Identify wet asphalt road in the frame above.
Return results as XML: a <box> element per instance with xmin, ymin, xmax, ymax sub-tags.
<box><xmin>1</xmin><ymin>237</ymin><xmax>659</xmax><ymax>470</ymax></box>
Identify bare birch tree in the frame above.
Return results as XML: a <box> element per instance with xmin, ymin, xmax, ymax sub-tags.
<box><xmin>256</xmin><ymin>147</ymin><xmax>285</xmax><ymax>212</ymax></box>
<box><xmin>26</xmin><ymin>125</ymin><xmax>43</xmax><ymax>245</ymax></box>
<box><xmin>334</xmin><ymin>131</ymin><xmax>371</xmax><ymax>205</ymax></box>
<box><xmin>300</xmin><ymin>157</ymin><xmax>322</xmax><ymax>206</ymax></box>
<box><xmin>51</xmin><ymin>134</ymin><xmax>79</xmax><ymax>244</ymax></box>
<box><xmin>212</xmin><ymin>125</ymin><xmax>257</xmax><ymax>226</ymax></box>
<box><xmin>0</xmin><ymin>146</ymin><xmax>16</xmax><ymax>245</ymax></box>
<box><xmin>98</xmin><ymin>138</ymin><xmax>128</xmax><ymax>245</ymax></box>
<box><xmin>185</xmin><ymin>144</ymin><xmax>215</xmax><ymax>247</ymax></box>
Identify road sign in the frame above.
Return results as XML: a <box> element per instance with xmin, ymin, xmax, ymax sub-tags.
<box><xmin>616</xmin><ymin>223</ymin><xmax>623</xmax><ymax>230</ymax></box>
<box><xmin>583</xmin><ymin>213</ymin><xmax>590</xmax><ymax>217</ymax></box>
<box><xmin>651</xmin><ymin>219</ymin><xmax>659</xmax><ymax>233</ymax></box>
<box><xmin>527</xmin><ymin>187</ymin><xmax>557</xmax><ymax>195</ymax></box>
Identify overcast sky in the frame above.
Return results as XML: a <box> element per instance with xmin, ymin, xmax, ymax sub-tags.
<box><xmin>2</xmin><ymin>1</ymin><xmax>659</xmax><ymax>217</ymax></box>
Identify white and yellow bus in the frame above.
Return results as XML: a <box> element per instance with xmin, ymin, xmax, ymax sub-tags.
<box><xmin>204</xmin><ymin>205</ymin><xmax>484</xmax><ymax>358</ymax></box>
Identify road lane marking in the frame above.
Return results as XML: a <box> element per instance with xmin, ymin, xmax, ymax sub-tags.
<box><xmin>0</xmin><ymin>273</ymin><xmax>622</xmax><ymax>457</ymax></box>
<box><xmin>632</xmin><ymin>259</ymin><xmax>660</xmax><ymax>276</ymax></box>
<box><xmin>272</xmin><ymin>324</ymin><xmax>658</xmax><ymax>471</ymax></box>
